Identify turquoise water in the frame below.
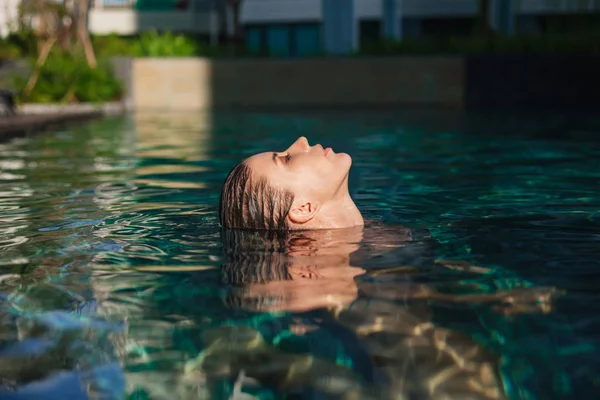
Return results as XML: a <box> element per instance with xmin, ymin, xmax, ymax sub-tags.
<box><xmin>0</xmin><ymin>110</ymin><xmax>599</xmax><ymax>399</ymax></box>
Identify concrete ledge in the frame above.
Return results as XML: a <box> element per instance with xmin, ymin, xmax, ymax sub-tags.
<box><xmin>0</xmin><ymin>111</ymin><xmax>104</xmax><ymax>141</ymax></box>
<box><xmin>0</xmin><ymin>101</ymin><xmax>128</xmax><ymax>141</ymax></box>
<box><xmin>19</xmin><ymin>102</ymin><xmax>129</xmax><ymax>116</ymax></box>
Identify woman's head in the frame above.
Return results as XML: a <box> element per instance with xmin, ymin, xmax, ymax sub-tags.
<box><xmin>220</xmin><ymin>137</ymin><xmax>361</xmax><ymax>230</ymax></box>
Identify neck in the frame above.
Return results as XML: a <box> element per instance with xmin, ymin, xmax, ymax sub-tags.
<box><xmin>287</xmin><ymin>176</ymin><xmax>364</xmax><ymax>230</ymax></box>
<box><xmin>317</xmin><ymin>191</ymin><xmax>364</xmax><ymax>229</ymax></box>
<box><xmin>294</xmin><ymin>184</ymin><xmax>362</xmax><ymax>230</ymax></box>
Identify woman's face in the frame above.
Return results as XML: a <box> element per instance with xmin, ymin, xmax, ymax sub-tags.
<box><xmin>245</xmin><ymin>137</ymin><xmax>352</xmax><ymax>204</ymax></box>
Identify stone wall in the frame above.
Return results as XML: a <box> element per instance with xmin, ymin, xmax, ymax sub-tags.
<box><xmin>127</xmin><ymin>55</ymin><xmax>600</xmax><ymax>111</ymax></box>
<box><xmin>464</xmin><ymin>55</ymin><xmax>600</xmax><ymax>111</ymax></box>
<box><xmin>130</xmin><ymin>57</ymin><xmax>465</xmax><ymax>110</ymax></box>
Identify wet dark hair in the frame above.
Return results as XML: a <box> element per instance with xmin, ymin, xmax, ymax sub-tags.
<box><xmin>220</xmin><ymin>228</ymin><xmax>294</xmax><ymax>310</ymax></box>
<box><xmin>220</xmin><ymin>228</ymin><xmax>292</xmax><ymax>286</ymax></box>
<box><xmin>219</xmin><ymin>161</ymin><xmax>294</xmax><ymax>230</ymax></box>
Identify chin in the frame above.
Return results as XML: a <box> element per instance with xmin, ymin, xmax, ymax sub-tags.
<box><xmin>336</xmin><ymin>152</ymin><xmax>353</xmax><ymax>168</ymax></box>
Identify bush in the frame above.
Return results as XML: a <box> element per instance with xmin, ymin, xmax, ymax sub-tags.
<box><xmin>91</xmin><ymin>31</ymin><xmax>256</xmax><ymax>58</ymax></box>
<box><xmin>12</xmin><ymin>52</ymin><xmax>123</xmax><ymax>104</ymax></box>
<box><xmin>0</xmin><ymin>30</ymin><xmax>38</xmax><ymax>60</ymax></box>
<box><xmin>130</xmin><ymin>30</ymin><xmax>199</xmax><ymax>57</ymax></box>
<box><xmin>357</xmin><ymin>32</ymin><xmax>600</xmax><ymax>56</ymax></box>
<box><xmin>0</xmin><ymin>40</ymin><xmax>24</xmax><ymax>60</ymax></box>
<box><xmin>92</xmin><ymin>33</ymin><xmax>136</xmax><ymax>57</ymax></box>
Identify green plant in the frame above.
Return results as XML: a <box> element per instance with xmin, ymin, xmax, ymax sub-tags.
<box><xmin>0</xmin><ymin>41</ymin><xmax>22</xmax><ymax>59</ymax></box>
<box><xmin>11</xmin><ymin>51</ymin><xmax>123</xmax><ymax>104</ymax></box>
<box><xmin>89</xmin><ymin>31</ymin><xmax>262</xmax><ymax>59</ymax></box>
<box><xmin>0</xmin><ymin>31</ymin><xmax>37</xmax><ymax>59</ymax></box>
<box><xmin>357</xmin><ymin>31</ymin><xmax>600</xmax><ymax>56</ymax></box>
<box><xmin>92</xmin><ymin>33</ymin><xmax>136</xmax><ymax>57</ymax></box>
<box><xmin>131</xmin><ymin>30</ymin><xmax>199</xmax><ymax>57</ymax></box>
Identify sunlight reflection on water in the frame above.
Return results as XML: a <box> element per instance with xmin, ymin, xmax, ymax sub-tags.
<box><xmin>1</xmin><ymin>110</ymin><xmax>599</xmax><ymax>399</ymax></box>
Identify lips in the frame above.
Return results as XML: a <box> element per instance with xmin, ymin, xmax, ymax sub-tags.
<box><xmin>324</xmin><ymin>147</ymin><xmax>332</xmax><ymax>156</ymax></box>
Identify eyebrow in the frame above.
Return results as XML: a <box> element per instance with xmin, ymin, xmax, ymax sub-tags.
<box><xmin>272</xmin><ymin>152</ymin><xmax>278</xmax><ymax>164</ymax></box>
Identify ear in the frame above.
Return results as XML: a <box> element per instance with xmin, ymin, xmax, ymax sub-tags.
<box><xmin>287</xmin><ymin>201</ymin><xmax>320</xmax><ymax>225</ymax></box>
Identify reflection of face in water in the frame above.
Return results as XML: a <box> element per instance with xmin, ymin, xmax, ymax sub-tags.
<box><xmin>220</xmin><ymin>227</ymin><xmax>371</xmax><ymax>312</ymax></box>
<box><xmin>215</xmin><ymin>226</ymin><xmax>513</xmax><ymax>399</ymax></box>
<box><xmin>211</xmin><ymin>224</ymin><xmax>563</xmax><ymax>400</ymax></box>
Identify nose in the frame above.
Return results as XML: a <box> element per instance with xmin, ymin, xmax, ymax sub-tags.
<box><xmin>287</xmin><ymin>136</ymin><xmax>310</xmax><ymax>153</ymax></box>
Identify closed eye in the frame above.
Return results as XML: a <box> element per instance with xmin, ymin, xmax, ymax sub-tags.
<box><xmin>272</xmin><ymin>152</ymin><xmax>292</xmax><ymax>166</ymax></box>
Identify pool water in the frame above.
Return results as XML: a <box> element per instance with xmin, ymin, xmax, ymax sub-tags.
<box><xmin>0</xmin><ymin>110</ymin><xmax>599</xmax><ymax>400</ymax></box>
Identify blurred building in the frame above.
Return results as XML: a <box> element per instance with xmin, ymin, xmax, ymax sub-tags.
<box><xmin>243</xmin><ymin>0</ymin><xmax>600</xmax><ymax>55</ymax></box>
<box><xmin>88</xmin><ymin>0</ymin><xmax>217</xmax><ymax>36</ymax></box>
<box><xmin>89</xmin><ymin>0</ymin><xmax>600</xmax><ymax>55</ymax></box>
<box><xmin>0</xmin><ymin>0</ymin><xmax>20</xmax><ymax>38</ymax></box>
<box><xmin>2</xmin><ymin>0</ymin><xmax>599</xmax><ymax>55</ymax></box>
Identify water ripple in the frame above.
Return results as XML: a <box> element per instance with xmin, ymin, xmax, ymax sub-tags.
<box><xmin>0</xmin><ymin>112</ymin><xmax>598</xmax><ymax>399</ymax></box>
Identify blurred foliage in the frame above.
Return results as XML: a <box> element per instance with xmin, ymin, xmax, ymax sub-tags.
<box><xmin>0</xmin><ymin>31</ymin><xmax>37</xmax><ymax>59</ymax></box>
<box><xmin>0</xmin><ymin>40</ymin><xmax>23</xmax><ymax>59</ymax></box>
<box><xmin>129</xmin><ymin>30</ymin><xmax>200</xmax><ymax>57</ymax></box>
<box><xmin>358</xmin><ymin>32</ymin><xmax>600</xmax><ymax>56</ymax></box>
<box><xmin>92</xmin><ymin>33</ymin><xmax>137</xmax><ymax>57</ymax></box>
<box><xmin>87</xmin><ymin>28</ymin><xmax>600</xmax><ymax>58</ymax></box>
<box><xmin>91</xmin><ymin>30</ymin><xmax>253</xmax><ymax>58</ymax></box>
<box><xmin>3</xmin><ymin>27</ymin><xmax>591</xmax><ymax>61</ymax></box>
<box><xmin>11</xmin><ymin>51</ymin><xmax>123</xmax><ymax>104</ymax></box>
<box><xmin>89</xmin><ymin>29</ymin><xmax>600</xmax><ymax>59</ymax></box>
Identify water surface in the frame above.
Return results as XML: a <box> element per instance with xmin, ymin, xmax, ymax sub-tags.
<box><xmin>0</xmin><ymin>110</ymin><xmax>599</xmax><ymax>399</ymax></box>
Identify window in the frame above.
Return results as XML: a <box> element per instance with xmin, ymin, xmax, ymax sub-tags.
<box><xmin>267</xmin><ymin>26</ymin><xmax>292</xmax><ymax>56</ymax></box>
<box><xmin>421</xmin><ymin>17</ymin><xmax>476</xmax><ymax>36</ymax></box>
<box><xmin>244</xmin><ymin>23</ymin><xmax>321</xmax><ymax>57</ymax></box>
<box><xmin>135</xmin><ymin>0</ymin><xmax>188</xmax><ymax>11</ymax></box>
<box><xmin>246</xmin><ymin>27</ymin><xmax>263</xmax><ymax>54</ymax></box>
<box><xmin>295</xmin><ymin>24</ymin><xmax>321</xmax><ymax>56</ymax></box>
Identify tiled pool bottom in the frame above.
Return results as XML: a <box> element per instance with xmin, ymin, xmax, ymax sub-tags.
<box><xmin>0</xmin><ymin>110</ymin><xmax>599</xmax><ymax>399</ymax></box>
